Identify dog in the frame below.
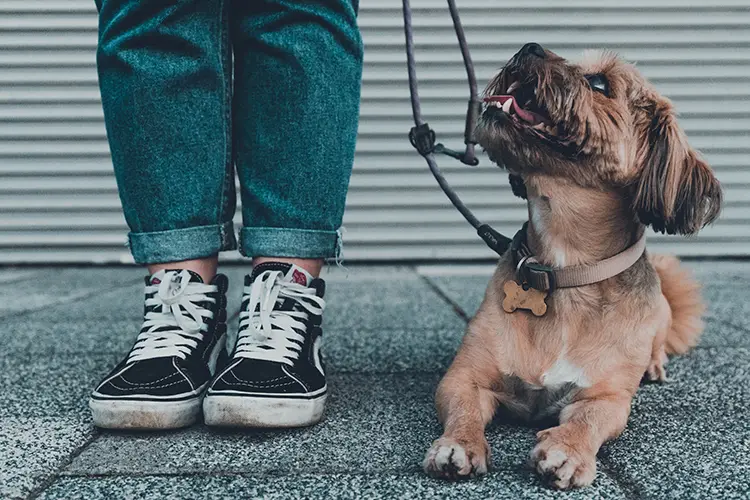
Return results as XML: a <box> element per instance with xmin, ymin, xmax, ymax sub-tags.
<box><xmin>423</xmin><ymin>43</ymin><xmax>722</xmax><ymax>489</ymax></box>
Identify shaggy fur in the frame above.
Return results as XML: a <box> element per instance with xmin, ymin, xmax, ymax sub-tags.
<box><xmin>423</xmin><ymin>44</ymin><xmax>722</xmax><ymax>489</ymax></box>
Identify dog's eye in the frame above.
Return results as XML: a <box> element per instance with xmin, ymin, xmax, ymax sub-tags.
<box><xmin>585</xmin><ymin>74</ymin><xmax>609</xmax><ymax>96</ymax></box>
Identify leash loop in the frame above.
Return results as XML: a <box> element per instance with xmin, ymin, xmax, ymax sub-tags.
<box><xmin>402</xmin><ymin>0</ymin><xmax>511</xmax><ymax>255</ymax></box>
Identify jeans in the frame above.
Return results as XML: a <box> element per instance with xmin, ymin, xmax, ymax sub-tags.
<box><xmin>95</xmin><ymin>0</ymin><xmax>363</xmax><ymax>264</ymax></box>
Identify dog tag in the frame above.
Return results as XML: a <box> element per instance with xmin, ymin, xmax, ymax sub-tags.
<box><xmin>502</xmin><ymin>280</ymin><xmax>548</xmax><ymax>317</ymax></box>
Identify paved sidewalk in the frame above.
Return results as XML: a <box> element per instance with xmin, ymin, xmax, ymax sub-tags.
<box><xmin>1</xmin><ymin>263</ymin><xmax>748</xmax><ymax>499</ymax></box>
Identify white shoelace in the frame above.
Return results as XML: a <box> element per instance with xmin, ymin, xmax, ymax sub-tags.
<box><xmin>234</xmin><ymin>270</ymin><xmax>326</xmax><ymax>366</ymax></box>
<box><xmin>128</xmin><ymin>270</ymin><xmax>217</xmax><ymax>363</ymax></box>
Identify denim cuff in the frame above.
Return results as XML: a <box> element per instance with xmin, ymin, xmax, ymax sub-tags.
<box><xmin>128</xmin><ymin>222</ymin><xmax>237</xmax><ymax>264</ymax></box>
<box><xmin>240</xmin><ymin>227</ymin><xmax>340</xmax><ymax>259</ymax></box>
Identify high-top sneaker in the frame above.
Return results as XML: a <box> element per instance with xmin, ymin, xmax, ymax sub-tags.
<box><xmin>90</xmin><ymin>269</ymin><xmax>228</xmax><ymax>429</ymax></box>
<box><xmin>203</xmin><ymin>262</ymin><xmax>327</xmax><ymax>428</ymax></box>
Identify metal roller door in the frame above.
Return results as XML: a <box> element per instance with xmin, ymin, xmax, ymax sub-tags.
<box><xmin>1</xmin><ymin>0</ymin><xmax>748</xmax><ymax>263</ymax></box>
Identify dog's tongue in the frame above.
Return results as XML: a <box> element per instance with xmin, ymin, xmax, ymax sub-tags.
<box><xmin>484</xmin><ymin>95</ymin><xmax>547</xmax><ymax>125</ymax></box>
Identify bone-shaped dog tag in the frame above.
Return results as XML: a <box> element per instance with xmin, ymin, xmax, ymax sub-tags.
<box><xmin>502</xmin><ymin>280</ymin><xmax>548</xmax><ymax>317</ymax></box>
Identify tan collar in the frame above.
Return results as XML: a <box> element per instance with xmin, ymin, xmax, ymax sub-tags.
<box><xmin>511</xmin><ymin>222</ymin><xmax>647</xmax><ymax>292</ymax></box>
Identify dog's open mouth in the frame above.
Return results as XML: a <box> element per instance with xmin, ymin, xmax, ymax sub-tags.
<box><xmin>483</xmin><ymin>79</ymin><xmax>556</xmax><ymax>135</ymax></box>
<box><xmin>481</xmin><ymin>72</ymin><xmax>581</xmax><ymax>158</ymax></box>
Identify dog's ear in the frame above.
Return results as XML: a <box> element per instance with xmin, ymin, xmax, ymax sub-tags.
<box><xmin>508</xmin><ymin>174</ymin><xmax>527</xmax><ymax>200</ymax></box>
<box><xmin>633</xmin><ymin>101</ymin><xmax>722</xmax><ymax>235</ymax></box>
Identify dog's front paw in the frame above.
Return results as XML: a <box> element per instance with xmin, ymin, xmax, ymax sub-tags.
<box><xmin>423</xmin><ymin>436</ymin><xmax>489</xmax><ymax>480</ymax></box>
<box><xmin>529</xmin><ymin>428</ymin><xmax>596</xmax><ymax>489</ymax></box>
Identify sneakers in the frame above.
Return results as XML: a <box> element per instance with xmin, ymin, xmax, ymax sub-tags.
<box><xmin>203</xmin><ymin>263</ymin><xmax>328</xmax><ymax>428</ymax></box>
<box><xmin>90</xmin><ymin>269</ymin><xmax>228</xmax><ymax>430</ymax></box>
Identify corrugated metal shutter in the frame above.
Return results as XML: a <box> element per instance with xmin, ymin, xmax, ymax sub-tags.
<box><xmin>1</xmin><ymin>0</ymin><xmax>748</xmax><ymax>263</ymax></box>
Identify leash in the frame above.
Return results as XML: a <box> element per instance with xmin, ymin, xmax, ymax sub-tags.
<box><xmin>401</xmin><ymin>0</ymin><xmax>512</xmax><ymax>256</ymax></box>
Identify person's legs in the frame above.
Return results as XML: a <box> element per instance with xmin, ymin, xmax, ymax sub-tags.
<box><xmin>231</xmin><ymin>0</ymin><xmax>363</xmax><ymax>269</ymax></box>
<box><xmin>203</xmin><ymin>0</ymin><xmax>363</xmax><ymax>428</ymax></box>
<box><xmin>96</xmin><ymin>0</ymin><xmax>236</xmax><ymax>274</ymax></box>
<box><xmin>90</xmin><ymin>0</ymin><xmax>234</xmax><ymax>429</ymax></box>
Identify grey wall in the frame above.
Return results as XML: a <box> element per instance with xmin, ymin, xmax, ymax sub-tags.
<box><xmin>1</xmin><ymin>0</ymin><xmax>748</xmax><ymax>263</ymax></box>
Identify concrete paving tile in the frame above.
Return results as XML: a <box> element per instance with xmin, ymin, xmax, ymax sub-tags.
<box><xmin>322</xmin><ymin>265</ymin><xmax>420</xmax><ymax>283</ymax></box>
<box><xmin>0</xmin><ymin>354</ymin><xmax>118</xmax><ymax>419</ymax></box>
<box><xmin>0</xmin><ymin>417</ymin><xmax>94</xmax><ymax>500</ymax></box>
<box><xmin>41</xmin><ymin>470</ymin><xmax>626</xmax><ymax>500</ymax></box>
<box><xmin>0</xmin><ymin>269</ymin><xmax>39</xmax><ymax>284</ymax></box>
<box><xmin>425</xmin><ymin>275</ymin><xmax>489</xmax><ymax>319</ymax></box>
<box><xmin>601</xmin><ymin>348</ymin><xmax>750</xmax><ymax>500</ymax></box>
<box><xmin>630</xmin><ymin>348</ymin><xmax>749</xmax><ymax>408</ymax></box>
<box><xmin>5</xmin><ymin>319</ymin><xmax>137</xmax><ymax>356</ymax></box>
<box><xmin>65</xmin><ymin>374</ymin><xmax>551</xmax><ymax>477</ymax></box>
<box><xmin>0</xmin><ymin>268</ymin><xmax>142</xmax><ymax>319</ymax></box>
<box><xmin>323</xmin><ymin>277</ymin><xmax>465</xmax><ymax>333</ymax></box>
<box><xmin>702</xmin><ymin>282</ymin><xmax>750</xmax><ymax>331</ymax></box>
<box><xmin>698</xmin><ymin>317</ymin><xmax>749</xmax><ymax>348</ymax></box>
<box><xmin>678</xmin><ymin>262</ymin><xmax>749</xmax><ymax>331</ymax></box>
<box><xmin>3</xmin><ymin>263</ymin><xmax>746</xmax><ymax>500</ymax></box>
<box><xmin>0</xmin><ymin>352</ymin><xmax>112</xmax><ymax>498</ymax></box>
<box><xmin>14</xmin><ymin>283</ymin><xmax>146</xmax><ymax>323</ymax></box>
<box><xmin>324</xmin><ymin>327</ymin><xmax>463</xmax><ymax>373</ymax></box>
<box><xmin>687</xmin><ymin>261</ymin><xmax>750</xmax><ymax>281</ymax></box>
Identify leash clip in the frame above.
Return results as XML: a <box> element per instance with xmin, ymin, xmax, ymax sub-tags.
<box><xmin>477</xmin><ymin>224</ymin><xmax>512</xmax><ymax>256</ymax></box>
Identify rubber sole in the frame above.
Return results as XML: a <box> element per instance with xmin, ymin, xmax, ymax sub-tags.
<box><xmin>202</xmin><ymin>393</ymin><xmax>327</xmax><ymax>428</ymax></box>
<box><xmin>89</xmin><ymin>395</ymin><xmax>203</xmax><ymax>430</ymax></box>
<box><xmin>89</xmin><ymin>335</ymin><xmax>227</xmax><ymax>430</ymax></box>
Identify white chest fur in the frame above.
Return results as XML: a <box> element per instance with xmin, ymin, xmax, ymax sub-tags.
<box><xmin>540</xmin><ymin>324</ymin><xmax>592</xmax><ymax>388</ymax></box>
<box><xmin>541</xmin><ymin>355</ymin><xmax>591</xmax><ymax>388</ymax></box>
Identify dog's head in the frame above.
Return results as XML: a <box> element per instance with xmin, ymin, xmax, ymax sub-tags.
<box><xmin>477</xmin><ymin>43</ymin><xmax>722</xmax><ymax>235</ymax></box>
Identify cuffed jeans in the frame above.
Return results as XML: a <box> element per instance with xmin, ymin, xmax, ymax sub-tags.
<box><xmin>95</xmin><ymin>0</ymin><xmax>363</xmax><ymax>264</ymax></box>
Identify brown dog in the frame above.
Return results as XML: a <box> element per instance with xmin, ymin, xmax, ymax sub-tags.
<box><xmin>423</xmin><ymin>44</ymin><xmax>722</xmax><ymax>489</ymax></box>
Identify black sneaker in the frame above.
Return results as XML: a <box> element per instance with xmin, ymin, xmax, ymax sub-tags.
<box><xmin>90</xmin><ymin>269</ymin><xmax>228</xmax><ymax>429</ymax></box>
<box><xmin>203</xmin><ymin>262</ymin><xmax>327</xmax><ymax>428</ymax></box>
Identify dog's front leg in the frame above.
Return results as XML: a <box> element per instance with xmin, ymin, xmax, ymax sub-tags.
<box><xmin>530</xmin><ymin>387</ymin><xmax>633</xmax><ymax>489</ymax></box>
<box><xmin>423</xmin><ymin>347</ymin><xmax>500</xmax><ymax>480</ymax></box>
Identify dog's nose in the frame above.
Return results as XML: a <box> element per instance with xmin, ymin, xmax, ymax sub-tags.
<box><xmin>521</xmin><ymin>42</ymin><xmax>546</xmax><ymax>59</ymax></box>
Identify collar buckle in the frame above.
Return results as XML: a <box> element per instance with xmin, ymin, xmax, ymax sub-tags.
<box><xmin>516</xmin><ymin>256</ymin><xmax>556</xmax><ymax>293</ymax></box>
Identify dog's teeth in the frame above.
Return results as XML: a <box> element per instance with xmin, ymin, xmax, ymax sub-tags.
<box><xmin>502</xmin><ymin>99</ymin><xmax>513</xmax><ymax>113</ymax></box>
<box><xmin>507</xmin><ymin>82</ymin><xmax>519</xmax><ymax>94</ymax></box>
